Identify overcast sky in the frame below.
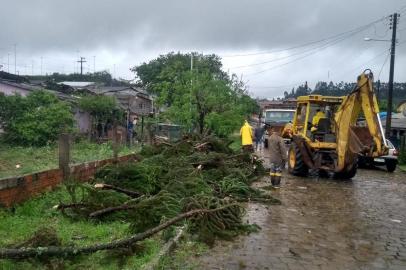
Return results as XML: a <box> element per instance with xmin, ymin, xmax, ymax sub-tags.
<box><xmin>1</xmin><ymin>0</ymin><xmax>406</xmax><ymax>98</ymax></box>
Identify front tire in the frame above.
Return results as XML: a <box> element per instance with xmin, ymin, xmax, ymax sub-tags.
<box><xmin>288</xmin><ymin>142</ymin><xmax>308</xmax><ymax>176</ymax></box>
<box><xmin>385</xmin><ymin>159</ymin><xmax>397</xmax><ymax>172</ymax></box>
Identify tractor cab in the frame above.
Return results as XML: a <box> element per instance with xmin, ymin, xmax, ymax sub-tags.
<box><xmin>293</xmin><ymin>95</ymin><xmax>344</xmax><ymax>143</ymax></box>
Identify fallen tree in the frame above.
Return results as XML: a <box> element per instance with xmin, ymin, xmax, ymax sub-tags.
<box><xmin>0</xmin><ymin>206</ymin><xmax>235</xmax><ymax>259</ymax></box>
<box><xmin>4</xmin><ymin>135</ymin><xmax>279</xmax><ymax>262</ymax></box>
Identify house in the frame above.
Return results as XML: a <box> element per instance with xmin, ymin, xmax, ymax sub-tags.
<box><xmin>90</xmin><ymin>86</ymin><xmax>153</xmax><ymax>117</ymax></box>
<box><xmin>0</xmin><ymin>80</ymin><xmax>40</xmax><ymax>96</ymax></box>
<box><xmin>0</xmin><ymin>79</ymin><xmax>92</xmax><ymax>134</ymax></box>
<box><xmin>381</xmin><ymin>113</ymin><xmax>406</xmax><ymax>147</ymax></box>
<box><xmin>257</xmin><ymin>98</ymin><xmax>296</xmax><ymax>111</ymax></box>
<box><xmin>59</xmin><ymin>81</ymin><xmax>97</xmax><ymax>89</ymax></box>
<box><xmin>397</xmin><ymin>100</ymin><xmax>406</xmax><ymax>116</ymax></box>
<box><xmin>0</xmin><ymin>74</ymin><xmax>152</xmax><ymax>138</ymax></box>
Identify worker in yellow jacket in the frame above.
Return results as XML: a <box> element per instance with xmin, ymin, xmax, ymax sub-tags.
<box><xmin>311</xmin><ymin>109</ymin><xmax>326</xmax><ymax>132</ymax></box>
<box><xmin>240</xmin><ymin>120</ymin><xmax>253</xmax><ymax>152</ymax></box>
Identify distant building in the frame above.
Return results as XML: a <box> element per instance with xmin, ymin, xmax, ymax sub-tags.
<box><xmin>0</xmin><ymin>76</ymin><xmax>153</xmax><ymax>137</ymax></box>
<box><xmin>381</xmin><ymin>113</ymin><xmax>406</xmax><ymax>147</ymax></box>
<box><xmin>257</xmin><ymin>98</ymin><xmax>296</xmax><ymax>111</ymax></box>
<box><xmin>89</xmin><ymin>86</ymin><xmax>153</xmax><ymax>117</ymax></box>
<box><xmin>59</xmin><ymin>81</ymin><xmax>97</xmax><ymax>89</ymax></box>
<box><xmin>0</xmin><ymin>79</ymin><xmax>91</xmax><ymax>134</ymax></box>
<box><xmin>397</xmin><ymin>100</ymin><xmax>406</xmax><ymax>116</ymax></box>
<box><xmin>0</xmin><ymin>80</ymin><xmax>39</xmax><ymax>96</ymax></box>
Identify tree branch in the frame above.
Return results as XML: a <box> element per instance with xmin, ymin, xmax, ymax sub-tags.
<box><xmin>89</xmin><ymin>204</ymin><xmax>137</xmax><ymax>218</ymax></box>
<box><xmin>0</xmin><ymin>205</ymin><xmax>237</xmax><ymax>260</ymax></box>
<box><xmin>94</xmin><ymin>183</ymin><xmax>141</xmax><ymax>198</ymax></box>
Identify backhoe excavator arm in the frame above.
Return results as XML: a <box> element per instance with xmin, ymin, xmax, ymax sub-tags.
<box><xmin>334</xmin><ymin>70</ymin><xmax>388</xmax><ymax>172</ymax></box>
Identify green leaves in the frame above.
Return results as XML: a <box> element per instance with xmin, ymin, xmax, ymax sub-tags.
<box><xmin>78</xmin><ymin>95</ymin><xmax>120</xmax><ymax>122</ymax></box>
<box><xmin>0</xmin><ymin>91</ymin><xmax>74</xmax><ymax>146</ymax></box>
<box><xmin>132</xmin><ymin>52</ymin><xmax>258</xmax><ymax>136</ymax></box>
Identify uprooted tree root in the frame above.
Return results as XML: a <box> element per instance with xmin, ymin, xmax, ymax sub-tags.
<box><xmin>0</xmin><ymin>206</ymin><xmax>236</xmax><ymax>260</ymax></box>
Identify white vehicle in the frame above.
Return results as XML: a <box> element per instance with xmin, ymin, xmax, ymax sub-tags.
<box><xmin>358</xmin><ymin>139</ymin><xmax>398</xmax><ymax>172</ymax></box>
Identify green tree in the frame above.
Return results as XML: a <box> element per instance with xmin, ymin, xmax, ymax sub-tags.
<box><xmin>0</xmin><ymin>91</ymin><xmax>74</xmax><ymax>146</ymax></box>
<box><xmin>132</xmin><ymin>52</ymin><xmax>258</xmax><ymax>136</ymax></box>
<box><xmin>78</xmin><ymin>95</ymin><xmax>122</xmax><ymax>138</ymax></box>
<box><xmin>132</xmin><ymin>52</ymin><xmax>227</xmax><ymax>104</ymax></box>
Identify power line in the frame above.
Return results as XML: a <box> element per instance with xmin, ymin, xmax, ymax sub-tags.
<box><xmin>230</xmin><ymin>26</ymin><xmax>372</xmax><ymax>69</ymax></box>
<box><xmin>377</xmin><ymin>51</ymin><xmax>391</xmax><ymax>80</ymax></box>
<box><xmin>334</xmin><ymin>49</ymin><xmax>390</xmax><ymax>80</ymax></box>
<box><xmin>221</xmin><ymin>16</ymin><xmax>388</xmax><ymax>58</ymax></box>
<box><xmin>244</xmin><ymin>31</ymin><xmax>370</xmax><ymax>77</ymax></box>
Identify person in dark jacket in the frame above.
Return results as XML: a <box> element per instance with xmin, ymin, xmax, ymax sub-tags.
<box><xmin>254</xmin><ymin>124</ymin><xmax>265</xmax><ymax>151</ymax></box>
<box><xmin>268</xmin><ymin>128</ymin><xmax>288</xmax><ymax>186</ymax></box>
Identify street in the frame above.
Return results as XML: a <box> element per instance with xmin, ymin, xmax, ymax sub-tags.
<box><xmin>193</xmin><ymin>152</ymin><xmax>406</xmax><ymax>270</ymax></box>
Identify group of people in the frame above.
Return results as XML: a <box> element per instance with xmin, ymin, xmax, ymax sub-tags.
<box><xmin>240</xmin><ymin>120</ymin><xmax>287</xmax><ymax>187</ymax></box>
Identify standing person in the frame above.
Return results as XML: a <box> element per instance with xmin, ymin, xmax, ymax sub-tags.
<box><xmin>254</xmin><ymin>123</ymin><xmax>265</xmax><ymax>151</ymax></box>
<box><xmin>240</xmin><ymin>120</ymin><xmax>253</xmax><ymax>152</ymax></box>
<box><xmin>127</xmin><ymin>120</ymin><xmax>134</xmax><ymax>144</ymax></box>
<box><xmin>132</xmin><ymin>116</ymin><xmax>138</xmax><ymax>142</ymax></box>
<box><xmin>268</xmin><ymin>128</ymin><xmax>288</xmax><ymax>186</ymax></box>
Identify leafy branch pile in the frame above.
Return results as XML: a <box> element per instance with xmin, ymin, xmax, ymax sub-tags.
<box><xmin>63</xmin><ymin>136</ymin><xmax>277</xmax><ymax>239</ymax></box>
<box><xmin>1</xmin><ymin>136</ymin><xmax>280</xmax><ymax>259</ymax></box>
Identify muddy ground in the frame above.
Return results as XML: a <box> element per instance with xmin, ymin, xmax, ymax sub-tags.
<box><xmin>192</xmin><ymin>150</ymin><xmax>406</xmax><ymax>270</ymax></box>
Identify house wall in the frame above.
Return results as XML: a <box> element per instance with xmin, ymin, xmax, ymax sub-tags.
<box><xmin>0</xmin><ymin>82</ymin><xmax>31</xmax><ymax>96</ymax></box>
<box><xmin>132</xmin><ymin>96</ymin><xmax>152</xmax><ymax>115</ymax></box>
<box><xmin>74</xmin><ymin>109</ymin><xmax>91</xmax><ymax>133</ymax></box>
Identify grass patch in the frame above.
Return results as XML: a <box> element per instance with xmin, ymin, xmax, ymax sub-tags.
<box><xmin>0</xmin><ymin>140</ymin><xmax>139</xmax><ymax>179</ymax></box>
<box><xmin>157</xmin><ymin>233</ymin><xmax>208</xmax><ymax>270</ymax></box>
<box><xmin>399</xmin><ymin>164</ymin><xmax>406</xmax><ymax>172</ymax></box>
<box><xmin>0</xmin><ymin>186</ymin><xmax>161</xmax><ymax>269</ymax></box>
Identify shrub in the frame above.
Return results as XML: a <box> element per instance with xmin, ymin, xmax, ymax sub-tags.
<box><xmin>0</xmin><ymin>91</ymin><xmax>74</xmax><ymax>146</ymax></box>
<box><xmin>399</xmin><ymin>149</ymin><xmax>406</xmax><ymax>165</ymax></box>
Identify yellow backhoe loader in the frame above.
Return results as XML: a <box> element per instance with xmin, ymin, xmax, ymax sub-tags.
<box><xmin>287</xmin><ymin>70</ymin><xmax>388</xmax><ymax>179</ymax></box>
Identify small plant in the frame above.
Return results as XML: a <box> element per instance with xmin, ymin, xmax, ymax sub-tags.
<box><xmin>399</xmin><ymin>149</ymin><xmax>406</xmax><ymax>165</ymax></box>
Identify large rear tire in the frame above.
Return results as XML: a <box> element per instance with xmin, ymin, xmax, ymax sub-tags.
<box><xmin>385</xmin><ymin>159</ymin><xmax>397</xmax><ymax>173</ymax></box>
<box><xmin>334</xmin><ymin>163</ymin><xmax>357</xmax><ymax>180</ymax></box>
<box><xmin>288</xmin><ymin>142</ymin><xmax>309</xmax><ymax>176</ymax></box>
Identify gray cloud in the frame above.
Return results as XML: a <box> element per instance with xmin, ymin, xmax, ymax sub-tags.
<box><xmin>1</xmin><ymin>0</ymin><xmax>405</xmax><ymax>97</ymax></box>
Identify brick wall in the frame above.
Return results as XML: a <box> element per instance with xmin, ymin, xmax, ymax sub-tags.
<box><xmin>0</xmin><ymin>154</ymin><xmax>138</xmax><ymax>207</ymax></box>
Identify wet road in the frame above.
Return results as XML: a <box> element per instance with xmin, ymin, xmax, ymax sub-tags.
<box><xmin>193</xmin><ymin>156</ymin><xmax>406</xmax><ymax>269</ymax></box>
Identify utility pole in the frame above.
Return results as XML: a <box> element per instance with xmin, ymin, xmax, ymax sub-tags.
<box><xmin>7</xmin><ymin>53</ymin><xmax>10</xmax><ymax>72</ymax></box>
<box><xmin>31</xmin><ymin>60</ymin><xmax>34</xmax><ymax>75</ymax></box>
<box><xmin>385</xmin><ymin>12</ymin><xmax>399</xmax><ymax>139</ymax></box>
<box><xmin>14</xmin><ymin>44</ymin><xmax>16</xmax><ymax>75</ymax></box>
<box><xmin>40</xmin><ymin>56</ymin><xmax>43</xmax><ymax>75</ymax></box>
<box><xmin>93</xmin><ymin>55</ymin><xmax>96</xmax><ymax>73</ymax></box>
<box><xmin>77</xmin><ymin>57</ymin><xmax>86</xmax><ymax>75</ymax></box>
<box><xmin>190</xmin><ymin>53</ymin><xmax>194</xmax><ymax>132</ymax></box>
